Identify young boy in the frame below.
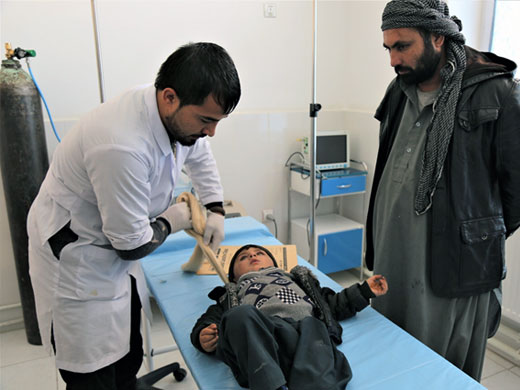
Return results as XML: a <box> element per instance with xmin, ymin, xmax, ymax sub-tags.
<box><xmin>190</xmin><ymin>244</ymin><xmax>388</xmax><ymax>390</ymax></box>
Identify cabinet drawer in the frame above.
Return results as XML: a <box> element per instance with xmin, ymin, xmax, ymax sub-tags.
<box><xmin>318</xmin><ymin>228</ymin><xmax>363</xmax><ymax>274</ymax></box>
<box><xmin>320</xmin><ymin>175</ymin><xmax>366</xmax><ymax>196</ymax></box>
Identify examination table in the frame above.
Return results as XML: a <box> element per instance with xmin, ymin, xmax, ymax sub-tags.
<box><xmin>140</xmin><ymin>216</ymin><xmax>485</xmax><ymax>390</ymax></box>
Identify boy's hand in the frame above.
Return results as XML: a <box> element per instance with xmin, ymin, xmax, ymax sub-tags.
<box><xmin>367</xmin><ymin>275</ymin><xmax>388</xmax><ymax>296</ymax></box>
<box><xmin>200</xmin><ymin>323</ymin><xmax>219</xmax><ymax>353</ymax></box>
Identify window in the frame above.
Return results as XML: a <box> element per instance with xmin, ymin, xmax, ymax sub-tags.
<box><xmin>490</xmin><ymin>0</ymin><xmax>520</xmax><ymax>66</ymax></box>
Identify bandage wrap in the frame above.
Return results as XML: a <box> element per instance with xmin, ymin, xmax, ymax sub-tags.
<box><xmin>382</xmin><ymin>0</ymin><xmax>466</xmax><ymax>215</ymax></box>
<box><xmin>177</xmin><ymin>192</ymin><xmax>229</xmax><ymax>283</ymax></box>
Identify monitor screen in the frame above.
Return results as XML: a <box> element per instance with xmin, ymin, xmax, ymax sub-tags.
<box><xmin>317</xmin><ymin>135</ymin><xmax>346</xmax><ymax>164</ymax></box>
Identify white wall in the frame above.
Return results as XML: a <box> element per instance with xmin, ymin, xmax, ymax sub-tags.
<box><xmin>448</xmin><ymin>0</ymin><xmax>495</xmax><ymax>50</ymax></box>
<box><xmin>0</xmin><ymin>0</ymin><xmax>389</xmax><ymax>312</ymax></box>
<box><xmin>1</xmin><ymin>0</ymin><xmax>519</xmax><ymax>330</ymax></box>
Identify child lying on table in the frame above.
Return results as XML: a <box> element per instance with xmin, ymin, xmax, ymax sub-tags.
<box><xmin>190</xmin><ymin>244</ymin><xmax>388</xmax><ymax>390</ymax></box>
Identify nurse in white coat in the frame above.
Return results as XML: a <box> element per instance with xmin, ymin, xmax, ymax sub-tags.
<box><xmin>27</xmin><ymin>42</ymin><xmax>241</xmax><ymax>389</ymax></box>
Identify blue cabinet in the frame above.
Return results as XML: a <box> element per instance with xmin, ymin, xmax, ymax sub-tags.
<box><xmin>320</xmin><ymin>174</ymin><xmax>366</xmax><ymax>197</ymax></box>
<box><xmin>291</xmin><ymin>214</ymin><xmax>363</xmax><ymax>274</ymax></box>
<box><xmin>289</xmin><ymin>166</ymin><xmax>367</xmax><ymax>275</ymax></box>
<box><xmin>290</xmin><ymin>166</ymin><xmax>367</xmax><ymax>198</ymax></box>
<box><xmin>318</xmin><ymin>226</ymin><xmax>363</xmax><ymax>274</ymax></box>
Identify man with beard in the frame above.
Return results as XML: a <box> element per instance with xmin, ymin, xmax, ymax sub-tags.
<box><xmin>27</xmin><ymin>42</ymin><xmax>240</xmax><ymax>389</ymax></box>
<box><xmin>365</xmin><ymin>0</ymin><xmax>520</xmax><ymax>381</ymax></box>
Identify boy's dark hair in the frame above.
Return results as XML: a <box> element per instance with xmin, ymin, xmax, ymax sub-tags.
<box><xmin>228</xmin><ymin>244</ymin><xmax>278</xmax><ymax>282</ymax></box>
<box><xmin>154</xmin><ymin>42</ymin><xmax>241</xmax><ymax>114</ymax></box>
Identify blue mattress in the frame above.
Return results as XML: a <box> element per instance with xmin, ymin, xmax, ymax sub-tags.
<box><xmin>140</xmin><ymin>216</ymin><xmax>485</xmax><ymax>390</ymax></box>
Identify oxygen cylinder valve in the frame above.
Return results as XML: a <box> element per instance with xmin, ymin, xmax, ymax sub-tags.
<box><xmin>14</xmin><ymin>47</ymin><xmax>36</xmax><ymax>60</ymax></box>
<box><xmin>4</xmin><ymin>43</ymin><xmax>36</xmax><ymax>60</ymax></box>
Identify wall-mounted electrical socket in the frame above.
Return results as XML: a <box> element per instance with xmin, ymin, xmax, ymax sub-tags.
<box><xmin>262</xmin><ymin>209</ymin><xmax>274</xmax><ymax>221</ymax></box>
<box><xmin>263</xmin><ymin>3</ymin><xmax>276</xmax><ymax>18</ymax></box>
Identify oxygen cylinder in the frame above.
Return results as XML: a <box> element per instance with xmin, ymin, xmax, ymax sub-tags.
<box><xmin>0</xmin><ymin>56</ymin><xmax>49</xmax><ymax>345</ymax></box>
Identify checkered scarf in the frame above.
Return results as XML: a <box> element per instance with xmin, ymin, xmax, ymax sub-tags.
<box><xmin>382</xmin><ymin>0</ymin><xmax>466</xmax><ymax>214</ymax></box>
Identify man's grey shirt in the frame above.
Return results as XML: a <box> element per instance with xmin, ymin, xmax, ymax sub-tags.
<box><xmin>371</xmin><ymin>80</ymin><xmax>490</xmax><ymax>365</ymax></box>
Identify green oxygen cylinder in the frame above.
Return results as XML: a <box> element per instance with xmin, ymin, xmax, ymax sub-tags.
<box><xmin>0</xmin><ymin>48</ymin><xmax>48</xmax><ymax>345</ymax></box>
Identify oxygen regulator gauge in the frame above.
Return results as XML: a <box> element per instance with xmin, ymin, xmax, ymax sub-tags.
<box><xmin>4</xmin><ymin>43</ymin><xmax>36</xmax><ymax>60</ymax></box>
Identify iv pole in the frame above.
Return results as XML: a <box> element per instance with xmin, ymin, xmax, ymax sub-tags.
<box><xmin>309</xmin><ymin>0</ymin><xmax>321</xmax><ymax>266</ymax></box>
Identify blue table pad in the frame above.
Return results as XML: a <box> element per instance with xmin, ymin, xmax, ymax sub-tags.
<box><xmin>140</xmin><ymin>216</ymin><xmax>484</xmax><ymax>390</ymax></box>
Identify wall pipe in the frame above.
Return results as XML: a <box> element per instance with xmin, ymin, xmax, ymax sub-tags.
<box><xmin>90</xmin><ymin>0</ymin><xmax>106</xmax><ymax>104</ymax></box>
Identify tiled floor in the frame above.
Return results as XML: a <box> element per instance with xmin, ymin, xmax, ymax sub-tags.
<box><xmin>1</xmin><ymin>269</ymin><xmax>519</xmax><ymax>389</ymax></box>
<box><xmin>0</xmin><ymin>302</ymin><xmax>198</xmax><ymax>390</ymax></box>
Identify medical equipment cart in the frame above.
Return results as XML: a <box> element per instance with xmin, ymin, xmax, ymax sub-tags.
<box><xmin>288</xmin><ymin>164</ymin><xmax>367</xmax><ymax>277</ymax></box>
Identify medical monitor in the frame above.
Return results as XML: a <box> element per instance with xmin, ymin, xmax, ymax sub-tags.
<box><xmin>301</xmin><ymin>130</ymin><xmax>350</xmax><ymax>170</ymax></box>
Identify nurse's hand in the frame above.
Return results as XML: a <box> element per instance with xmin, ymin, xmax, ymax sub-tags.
<box><xmin>158</xmin><ymin>203</ymin><xmax>192</xmax><ymax>234</ymax></box>
<box><xmin>204</xmin><ymin>211</ymin><xmax>225</xmax><ymax>252</ymax></box>
<box><xmin>200</xmin><ymin>323</ymin><xmax>219</xmax><ymax>353</ymax></box>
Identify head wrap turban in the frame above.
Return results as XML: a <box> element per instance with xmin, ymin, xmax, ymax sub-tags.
<box><xmin>382</xmin><ymin>0</ymin><xmax>466</xmax><ymax>215</ymax></box>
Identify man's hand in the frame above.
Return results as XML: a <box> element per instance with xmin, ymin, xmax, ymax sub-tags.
<box><xmin>367</xmin><ymin>275</ymin><xmax>388</xmax><ymax>296</ymax></box>
<box><xmin>158</xmin><ymin>203</ymin><xmax>192</xmax><ymax>234</ymax></box>
<box><xmin>203</xmin><ymin>211</ymin><xmax>225</xmax><ymax>252</ymax></box>
<box><xmin>200</xmin><ymin>323</ymin><xmax>219</xmax><ymax>353</ymax></box>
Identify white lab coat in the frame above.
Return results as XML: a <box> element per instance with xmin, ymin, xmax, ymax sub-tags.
<box><xmin>27</xmin><ymin>85</ymin><xmax>223</xmax><ymax>373</ymax></box>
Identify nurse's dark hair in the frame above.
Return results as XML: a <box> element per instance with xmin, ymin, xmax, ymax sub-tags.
<box><xmin>228</xmin><ymin>244</ymin><xmax>278</xmax><ymax>283</ymax></box>
<box><xmin>154</xmin><ymin>42</ymin><xmax>241</xmax><ymax>114</ymax></box>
